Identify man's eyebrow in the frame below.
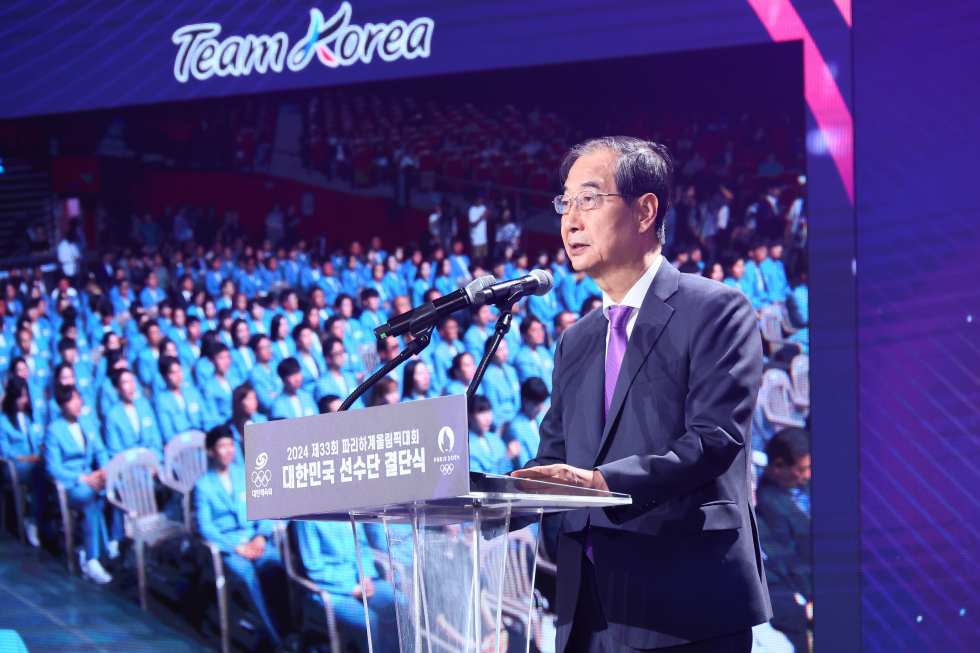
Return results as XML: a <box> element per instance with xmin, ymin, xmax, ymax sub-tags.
<box><xmin>562</xmin><ymin>180</ymin><xmax>602</xmax><ymax>193</ymax></box>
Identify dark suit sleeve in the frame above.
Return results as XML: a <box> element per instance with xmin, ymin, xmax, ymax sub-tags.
<box><xmin>524</xmin><ymin>332</ymin><xmax>567</xmax><ymax>468</ymax></box>
<box><xmin>597</xmin><ymin>286</ymin><xmax>762</xmax><ymax>504</ymax></box>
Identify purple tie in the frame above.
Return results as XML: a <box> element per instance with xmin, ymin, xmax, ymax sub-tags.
<box><xmin>585</xmin><ymin>304</ymin><xmax>633</xmax><ymax>563</ymax></box>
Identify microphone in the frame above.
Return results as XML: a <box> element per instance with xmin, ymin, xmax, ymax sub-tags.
<box><xmin>373</xmin><ymin>275</ymin><xmax>496</xmax><ymax>340</ymax></box>
<box><xmin>472</xmin><ymin>269</ymin><xmax>554</xmax><ymax>306</ymax></box>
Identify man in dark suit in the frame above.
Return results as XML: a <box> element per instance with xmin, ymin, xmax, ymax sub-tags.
<box><xmin>512</xmin><ymin>136</ymin><xmax>771</xmax><ymax>652</ymax></box>
<box><xmin>756</xmin><ymin>428</ymin><xmax>811</xmax><ymax>653</ymax></box>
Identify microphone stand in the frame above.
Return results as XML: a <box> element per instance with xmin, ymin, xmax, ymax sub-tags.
<box><xmin>466</xmin><ymin>296</ymin><xmax>519</xmax><ymax>401</ymax></box>
<box><xmin>339</xmin><ymin>324</ymin><xmax>435</xmax><ymax>412</ymax></box>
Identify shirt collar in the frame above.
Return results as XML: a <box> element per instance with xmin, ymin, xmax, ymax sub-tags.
<box><xmin>601</xmin><ymin>253</ymin><xmax>664</xmax><ymax>320</ymax></box>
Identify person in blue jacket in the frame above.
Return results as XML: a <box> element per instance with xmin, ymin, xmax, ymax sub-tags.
<box><xmin>442</xmin><ymin>352</ymin><xmax>479</xmax><ymax>397</ymax></box>
<box><xmin>295</xmin><ymin>519</ymin><xmax>397</xmax><ymax>653</ymax></box>
<box><xmin>138</xmin><ymin>271</ymin><xmax>167</xmax><ymax>309</ymax></box>
<box><xmin>340</xmin><ymin>255</ymin><xmax>363</xmax><ymax>298</ymax></box>
<box><xmin>433</xmin><ymin>258</ymin><xmax>457</xmax><ymax>297</ymax></box>
<box><xmin>228</xmin><ymin>383</ymin><xmax>268</xmax><ymax>464</ymax></box>
<box><xmin>411</xmin><ymin>260</ymin><xmax>432</xmax><ymax>307</ymax></box>
<box><xmin>135</xmin><ymin>320</ymin><xmax>167</xmax><ymax>396</ymax></box>
<box><xmin>200</xmin><ymin>343</ymin><xmax>237</xmax><ymax>431</ymax></box>
<box><xmin>292</xmin><ymin>323</ymin><xmax>326</xmax><ymax>395</ymax></box>
<box><xmin>0</xmin><ymin>377</ymin><xmax>47</xmax><ymax>546</ymax></box>
<box><xmin>357</xmin><ymin>288</ymin><xmax>386</xmax><ymax>334</ymax></box>
<box><xmin>314</xmin><ymin>260</ymin><xmax>341</xmax><ymax>306</ymax></box>
<box><xmin>463</xmin><ymin>304</ymin><xmax>493</xmax><ymax>362</ymax></box>
<box><xmin>381</xmin><ymin>256</ymin><xmax>406</xmax><ymax>306</ymax></box>
<box><xmin>268</xmin><ymin>314</ymin><xmax>296</xmax><ymax>367</ymax></box>
<box><xmin>248</xmin><ymin>335</ymin><xmax>282</xmax><ymax>417</ymax></box>
<box><xmin>229</xmin><ymin>319</ymin><xmax>255</xmax><ymax>382</ymax></box>
<box><xmin>430</xmin><ymin>316</ymin><xmax>463</xmax><ymax>394</ymax></box>
<box><xmin>315</xmin><ymin>337</ymin><xmax>362</xmax><ymax>409</ymax></box>
<box><xmin>480</xmin><ymin>338</ymin><xmax>520</xmax><ymax>425</ymax></box>
<box><xmin>503</xmin><ymin>377</ymin><xmax>550</xmax><ymax>467</ymax></box>
<box><xmin>467</xmin><ymin>395</ymin><xmax>517</xmax><ymax>475</ymax></box>
<box><xmin>742</xmin><ymin>241</ymin><xmax>771</xmax><ymax>310</ymax></box>
<box><xmin>514</xmin><ymin>316</ymin><xmax>554</xmax><ymax>393</ymax></box>
<box><xmin>401</xmin><ymin>359</ymin><xmax>434</xmax><ymax>403</ymax></box>
<box><xmin>104</xmin><ymin>368</ymin><xmax>163</xmax><ymax>459</ymax></box>
<box><xmin>722</xmin><ymin>252</ymin><xmax>750</xmax><ymax>296</ymax></box>
<box><xmin>44</xmin><ymin>385</ymin><xmax>113</xmax><ymax>584</ymax></box>
<box><xmin>194</xmin><ymin>425</ymin><xmax>285</xmax><ymax>647</ymax></box>
<box><xmin>760</xmin><ymin>241</ymin><xmax>790</xmax><ymax>303</ymax></box>
<box><xmin>204</xmin><ymin>258</ymin><xmax>224</xmax><ymax>298</ymax></box>
<box><xmin>271</xmin><ymin>358</ymin><xmax>318</xmax><ymax>420</ymax></box>
<box><xmin>153</xmin><ymin>357</ymin><xmax>206</xmax><ymax>444</ymax></box>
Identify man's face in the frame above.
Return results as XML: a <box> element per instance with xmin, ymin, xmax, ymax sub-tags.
<box><xmin>769</xmin><ymin>454</ymin><xmax>811</xmax><ymax>489</ymax></box>
<box><xmin>64</xmin><ymin>391</ymin><xmax>83</xmax><ymax>420</ymax></box>
<box><xmin>494</xmin><ymin>338</ymin><xmax>509</xmax><ymax>363</ymax></box>
<box><xmin>393</xmin><ymin>296</ymin><xmax>411</xmax><ymax>316</ymax></box>
<box><xmin>560</xmin><ymin>149</ymin><xmax>641</xmax><ymax>276</ymax></box>
<box><xmin>440</xmin><ymin>319</ymin><xmax>459</xmax><ymax>342</ymax></box>
<box><xmin>119</xmin><ymin>372</ymin><xmax>136</xmax><ymax>402</ymax></box>
<box><xmin>210</xmin><ymin>437</ymin><xmax>237</xmax><ymax>469</ymax></box>
<box><xmin>147</xmin><ymin>325</ymin><xmax>162</xmax><ymax>346</ymax></box>
<box><xmin>16</xmin><ymin>330</ymin><xmax>31</xmax><ymax>351</ymax></box>
<box><xmin>752</xmin><ymin>246</ymin><xmax>768</xmax><ymax>263</ymax></box>
<box><xmin>167</xmin><ymin>363</ymin><xmax>184</xmax><ymax>388</ymax></box>
<box><xmin>286</xmin><ymin>371</ymin><xmax>304</xmax><ymax>391</ymax></box>
<box><xmin>214</xmin><ymin>350</ymin><xmax>231</xmax><ymax>374</ymax></box>
<box><xmin>381</xmin><ymin>337</ymin><xmax>400</xmax><ymax>361</ymax></box>
<box><xmin>770</xmin><ymin>244</ymin><xmax>783</xmax><ymax>261</ymax></box>
<box><xmin>556</xmin><ymin>313</ymin><xmax>576</xmax><ymax>334</ymax></box>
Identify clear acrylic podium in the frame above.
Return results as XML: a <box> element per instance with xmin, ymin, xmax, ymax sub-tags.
<box><xmin>310</xmin><ymin>472</ymin><xmax>631</xmax><ymax>653</ymax></box>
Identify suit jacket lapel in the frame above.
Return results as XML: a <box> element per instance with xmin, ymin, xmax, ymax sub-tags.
<box><xmin>594</xmin><ymin>263</ymin><xmax>680</xmax><ymax>464</ymax></box>
<box><xmin>574</xmin><ymin>311</ymin><xmax>607</xmax><ymax>458</ymax></box>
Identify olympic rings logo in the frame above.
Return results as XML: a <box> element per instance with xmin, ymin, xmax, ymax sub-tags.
<box><xmin>440</xmin><ymin>464</ymin><xmax>454</xmax><ymax>476</ymax></box>
<box><xmin>252</xmin><ymin>469</ymin><xmax>272</xmax><ymax>487</ymax></box>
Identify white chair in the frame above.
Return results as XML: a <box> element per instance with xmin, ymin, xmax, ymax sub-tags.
<box><xmin>159</xmin><ymin>431</ymin><xmax>208</xmax><ymax>532</ymax></box>
<box><xmin>760</xmin><ymin>369</ymin><xmax>806</xmax><ymax>429</ymax></box>
<box><xmin>759</xmin><ymin>306</ymin><xmax>787</xmax><ymax>356</ymax></box>
<box><xmin>357</xmin><ymin>343</ymin><xmax>380</xmax><ymax>378</ymax></box>
<box><xmin>54</xmin><ymin>480</ymin><xmax>77</xmax><ymax>573</ymax></box>
<box><xmin>280</xmin><ymin>521</ymin><xmax>341</xmax><ymax>653</ymax></box>
<box><xmin>104</xmin><ymin>448</ymin><xmax>186</xmax><ymax>610</ymax></box>
<box><xmin>790</xmin><ymin>355</ymin><xmax>810</xmax><ymax>408</ymax></box>
<box><xmin>0</xmin><ymin>458</ymin><xmax>27</xmax><ymax>544</ymax></box>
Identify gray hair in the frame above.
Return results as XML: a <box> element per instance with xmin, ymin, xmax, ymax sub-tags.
<box><xmin>558</xmin><ymin>136</ymin><xmax>674</xmax><ymax>245</ymax></box>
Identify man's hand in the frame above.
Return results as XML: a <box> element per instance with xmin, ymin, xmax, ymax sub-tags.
<box><xmin>510</xmin><ymin>465</ymin><xmax>609</xmax><ymax>492</ymax></box>
<box><xmin>236</xmin><ymin>535</ymin><xmax>267</xmax><ymax>561</ymax></box>
<box><xmin>80</xmin><ymin>469</ymin><xmax>107</xmax><ymax>492</ymax></box>
<box><xmin>352</xmin><ymin>577</ymin><xmax>375</xmax><ymax>600</ymax></box>
<box><xmin>505</xmin><ymin>441</ymin><xmax>522</xmax><ymax>461</ymax></box>
<box><xmin>17</xmin><ymin>455</ymin><xmax>41</xmax><ymax>463</ymax></box>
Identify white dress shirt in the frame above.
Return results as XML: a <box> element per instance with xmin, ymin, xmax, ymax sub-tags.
<box><xmin>600</xmin><ymin>254</ymin><xmax>664</xmax><ymax>360</ymax></box>
<box><xmin>67</xmin><ymin>421</ymin><xmax>86</xmax><ymax>451</ymax></box>
<box><xmin>124</xmin><ymin>404</ymin><xmax>141</xmax><ymax>434</ymax></box>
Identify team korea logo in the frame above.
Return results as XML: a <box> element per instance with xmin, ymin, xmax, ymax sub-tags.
<box><xmin>172</xmin><ymin>2</ymin><xmax>434</xmax><ymax>83</ymax></box>
<box><xmin>252</xmin><ymin>452</ymin><xmax>271</xmax><ymax>488</ymax></box>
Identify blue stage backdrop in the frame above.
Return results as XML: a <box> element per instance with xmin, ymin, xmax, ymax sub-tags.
<box><xmin>854</xmin><ymin>1</ymin><xmax>980</xmax><ymax>650</ymax></box>
<box><xmin>0</xmin><ymin>0</ymin><xmax>863</xmax><ymax>649</ymax></box>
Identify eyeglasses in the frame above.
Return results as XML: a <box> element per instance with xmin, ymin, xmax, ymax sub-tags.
<box><xmin>553</xmin><ymin>190</ymin><xmax>624</xmax><ymax>215</ymax></box>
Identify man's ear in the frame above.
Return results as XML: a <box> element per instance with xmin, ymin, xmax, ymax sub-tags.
<box><xmin>635</xmin><ymin>193</ymin><xmax>659</xmax><ymax>234</ymax></box>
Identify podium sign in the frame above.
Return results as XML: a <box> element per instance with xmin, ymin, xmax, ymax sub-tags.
<box><xmin>244</xmin><ymin>394</ymin><xmax>469</xmax><ymax>520</ymax></box>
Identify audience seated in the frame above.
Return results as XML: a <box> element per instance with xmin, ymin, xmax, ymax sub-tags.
<box><xmin>194</xmin><ymin>425</ymin><xmax>286</xmax><ymax>647</ymax></box>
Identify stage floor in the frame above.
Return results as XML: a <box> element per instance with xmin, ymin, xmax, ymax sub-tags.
<box><xmin>0</xmin><ymin>532</ymin><xmax>216</xmax><ymax>653</ymax></box>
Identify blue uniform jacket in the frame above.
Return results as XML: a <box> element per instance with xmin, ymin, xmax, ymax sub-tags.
<box><xmin>295</xmin><ymin>520</ymin><xmax>377</xmax><ymax>595</ymax></box>
<box><xmin>468</xmin><ymin>429</ymin><xmax>512</xmax><ymax>475</ymax></box>
<box><xmin>105</xmin><ymin>398</ymin><xmax>163</xmax><ymax>459</ymax></box>
<box><xmin>0</xmin><ymin>413</ymin><xmax>45</xmax><ymax>459</ymax></box>
<box><xmin>154</xmin><ymin>385</ymin><xmax>207</xmax><ymax>444</ymax></box>
<box><xmin>514</xmin><ymin>344</ymin><xmax>555</xmax><ymax>393</ymax></box>
<box><xmin>249</xmin><ymin>364</ymin><xmax>283</xmax><ymax>416</ymax></box>
<box><xmin>481</xmin><ymin>362</ymin><xmax>520</xmax><ymax>424</ymax></box>
<box><xmin>44</xmin><ymin>416</ymin><xmax>108</xmax><ymax>489</ymax></box>
<box><xmin>270</xmin><ymin>392</ymin><xmax>318</xmax><ymax>420</ymax></box>
<box><xmin>503</xmin><ymin>412</ymin><xmax>540</xmax><ymax>467</ymax></box>
<box><xmin>193</xmin><ymin>464</ymin><xmax>275</xmax><ymax>554</ymax></box>
<box><xmin>314</xmin><ymin>370</ymin><xmax>361</xmax><ymax>407</ymax></box>
<box><xmin>201</xmin><ymin>376</ymin><xmax>235</xmax><ymax>431</ymax></box>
